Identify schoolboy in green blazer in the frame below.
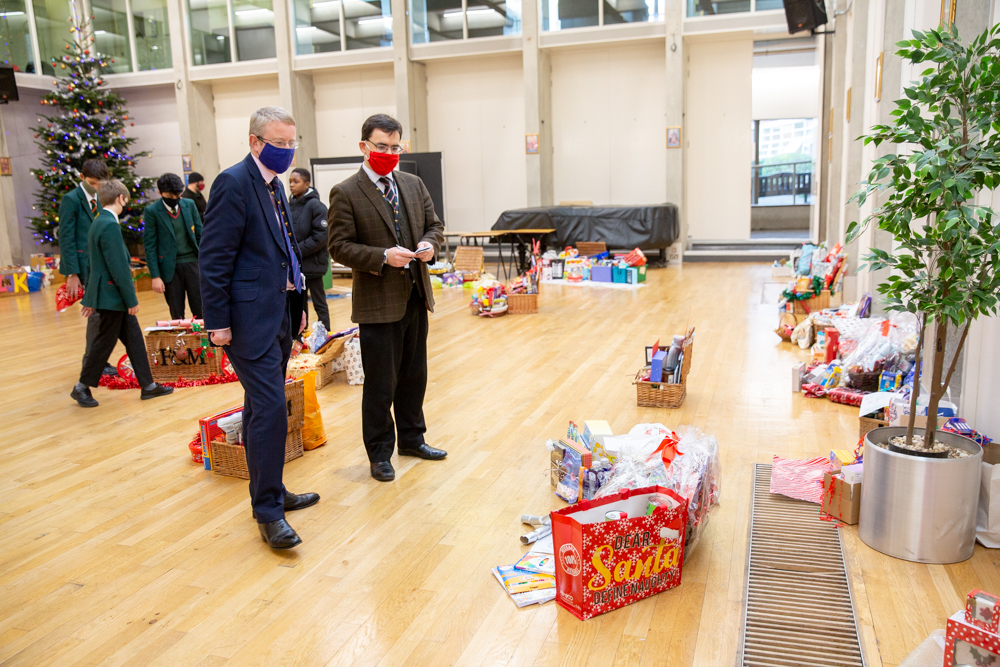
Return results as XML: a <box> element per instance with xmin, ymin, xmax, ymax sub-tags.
<box><xmin>143</xmin><ymin>173</ymin><xmax>203</xmax><ymax>319</ymax></box>
<box><xmin>71</xmin><ymin>179</ymin><xmax>174</xmax><ymax>408</ymax></box>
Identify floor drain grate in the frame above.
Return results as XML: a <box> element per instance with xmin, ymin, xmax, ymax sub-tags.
<box><xmin>740</xmin><ymin>464</ymin><xmax>865</xmax><ymax>667</ymax></box>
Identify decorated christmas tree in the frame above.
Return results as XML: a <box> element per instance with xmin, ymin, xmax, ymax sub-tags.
<box><xmin>28</xmin><ymin>2</ymin><xmax>155</xmax><ymax>246</ymax></box>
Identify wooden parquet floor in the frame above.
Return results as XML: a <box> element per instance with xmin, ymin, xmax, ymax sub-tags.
<box><xmin>2</xmin><ymin>263</ymin><xmax>1000</xmax><ymax>667</ymax></box>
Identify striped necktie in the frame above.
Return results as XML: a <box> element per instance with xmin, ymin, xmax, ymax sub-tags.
<box><xmin>378</xmin><ymin>176</ymin><xmax>404</xmax><ymax>242</ymax></box>
<box><xmin>90</xmin><ymin>198</ymin><xmax>98</xmax><ymax>218</ymax></box>
<box><xmin>266</xmin><ymin>178</ymin><xmax>303</xmax><ymax>292</ymax></box>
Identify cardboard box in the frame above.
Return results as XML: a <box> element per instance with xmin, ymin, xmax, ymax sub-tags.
<box><xmin>625</xmin><ymin>267</ymin><xmax>638</xmax><ymax>284</ymax></box>
<box><xmin>636</xmin><ymin>265</ymin><xmax>647</xmax><ymax>282</ymax></box>
<box><xmin>792</xmin><ymin>362</ymin><xmax>805</xmax><ymax>392</ymax></box>
<box><xmin>945</xmin><ymin>609</ymin><xmax>1000</xmax><ymax>667</ymax></box>
<box><xmin>591</xmin><ymin>265</ymin><xmax>612</xmax><ymax>282</ymax></box>
<box><xmin>650</xmin><ymin>350</ymin><xmax>667</xmax><ymax>383</ymax></box>
<box><xmin>582</xmin><ymin>420</ymin><xmax>614</xmax><ymax>456</ymax></box>
<box><xmin>612</xmin><ymin>266</ymin><xmax>627</xmax><ymax>283</ymax></box>
<box><xmin>820</xmin><ymin>469</ymin><xmax>861</xmax><ymax>524</ymax></box>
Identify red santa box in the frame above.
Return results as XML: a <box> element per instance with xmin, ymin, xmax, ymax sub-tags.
<box><xmin>945</xmin><ymin>590</ymin><xmax>1000</xmax><ymax>667</ymax></box>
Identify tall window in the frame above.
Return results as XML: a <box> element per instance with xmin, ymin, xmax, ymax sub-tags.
<box><xmin>188</xmin><ymin>0</ymin><xmax>277</xmax><ymax>65</ymax></box>
<box><xmin>133</xmin><ymin>0</ymin><xmax>172</xmax><ymax>70</ymax></box>
<box><xmin>32</xmin><ymin>0</ymin><xmax>74</xmax><ymax>75</ymax></box>
<box><xmin>752</xmin><ymin>118</ymin><xmax>817</xmax><ymax>205</ymax></box>
<box><xmin>411</xmin><ymin>0</ymin><xmax>519</xmax><ymax>43</ymax></box>
<box><xmin>0</xmin><ymin>0</ymin><xmax>35</xmax><ymax>73</ymax></box>
<box><xmin>542</xmin><ymin>0</ymin><xmax>656</xmax><ymax>30</ymax></box>
<box><xmin>293</xmin><ymin>0</ymin><xmax>392</xmax><ymax>53</ymax></box>
<box><xmin>92</xmin><ymin>0</ymin><xmax>133</xmax><ymax>73</ymax></box>
<box><xmin>343</xmin><ymin>0</ymin><xmax>390</xmax><ymax>50</ymax></box>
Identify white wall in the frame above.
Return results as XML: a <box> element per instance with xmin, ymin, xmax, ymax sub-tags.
<box><xmin>752</xmin><ymin>66</ymin><xmax>821</xmax><ymax>120</ymax></box>
<box><xmin>313</xmin><ymin>65</ymin><xmax>396</xmax><ymax>160</ymax></box>
<box><xmin>550</xmin><ymin>42</ymin><xmax>667</xmax><ymax>208</ymax></box>
<box><xmin>685</xmin><ymin>33</ymin><xmax>753</xmax><ymax>241</ymax></box>
<box><xmin>212</xmin><ymin>76</ymin><xmax>282</xmax><ymax>171</ymax></box>
<box><xmin>5</xmin><ymin>87</ymin><xmax>50</xmax><ymax>259</ymax></box>
<box><xmin>117</xmin><ymin>84</ymin><xmax>184</xmax><ymax>182</ymax></box>
<box><xmin>426</xmin><ymin>53</ymin><xmax>526</xmax><ymax>231</ymax></box>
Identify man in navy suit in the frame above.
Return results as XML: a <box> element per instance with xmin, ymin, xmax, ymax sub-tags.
<box><xmin>199</xmin><ymin>106</ymin><xmax>320</xmax><ymax>550</ymax></box>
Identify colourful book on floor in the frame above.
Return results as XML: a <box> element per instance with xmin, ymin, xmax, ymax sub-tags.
<box><xmin>514</xmin><ymin>552</ymin><xmax>556</xmax><ymax>576</ymax></box>
<box><xmin>494</xmin><ymin>564</ymin><xmax>555</xmax><ymax>594</ymax></box>
<box><xmin>492</xmin><ymin>567</ymin><xmax>556</xmax><ymax>608</ymax></box>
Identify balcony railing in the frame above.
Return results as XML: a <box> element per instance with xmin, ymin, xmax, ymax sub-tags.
<box><xmin>752</xmin><ymin>161</ymin><xmax>813</xmax><ymax>205</ymax></box>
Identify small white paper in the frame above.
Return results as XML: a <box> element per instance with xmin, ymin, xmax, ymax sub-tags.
<box><xmin>528</xmin><ymin>533</ymin><xmax>554</xmax><ymax>555</ymax></box>
<box><xmin>858</xmin><ymin>391</ymin><xmax>896</xmax><ymax>417</ymax></box>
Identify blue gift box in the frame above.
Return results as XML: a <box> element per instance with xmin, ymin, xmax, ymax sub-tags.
<box><xmin>612</xmin><ymin>266</ymin><xmax>627</xmax><ymax>283</ymax></box>
<box><xmin>591</xmin><ymin>265</ymin><xmax>612</xmax><ymax>282</ymax></box>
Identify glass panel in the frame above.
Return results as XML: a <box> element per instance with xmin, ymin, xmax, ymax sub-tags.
<box><xmin>686</xmin><ymin>0</ymin><xmax>750</xmax><ymax>17</ymax></box>
<box><xmin>467</xmin><ymin>0</ymin><xmax>521</xmax><ymax>37</ymax></box>
<box><xmin>603</xmin><ymin>0</ymin><xmax>660</xmax><ymax>24</ymax></box>
<box><xmin>752</xmin><ymin>118</ymin><xmax>817</xmax><ymax>205</ymax></box>
<box><xmin>92</xmin><ymin>0</ymin><xmax>133</xmax><ymax>72</ymax></box>
<box><xmin>343</xmin><ymin>0</ymin><xmax>390</xmax><ymax>49</ymax></box>
<box><xmin>133</xmin><ymin>0</ymin><xmax>172</xmax><ymax>70</ymax></box>
<box><xmin>409</xmin><ymin>0</ymin><xmax>462</xmax><ymax>43</ymax></box>
<box><xmin>188</xmin><ymin>0</ymin><xmax>231</xmax><ymax>65</ymax></box>
<box><xmin>293</xmin><ymin>0</ymin><xmax>341</xmax><ymax>54</ymax></box>
<box><xmin>233</xmin><ymin>0</ymin><xmax>276</xmax><ymax>60</ymax></box>
<box><xmin>542</xmin><ymin>0</ymin><xmax>598</xmax><ymax>31</ymax></box>
<box><xmin>0</xmin><ymin>0</ymin><xmax>34</xmax><ymax>72</ymax></box>
<box><xmin>755</xmin><ymin>0</ymin><xmax>783</xmax><ymax>8</ymax></box>
<box><xmin>33</xmin><ymin>0</ymin><xmax>73</xmax><ymax>75</ymax></box>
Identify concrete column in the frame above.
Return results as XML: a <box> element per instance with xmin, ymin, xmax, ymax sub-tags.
<box><xmin>522</xmin><ymin>0</ymin><xmax>553</xmax><ymax>207</ymax></box>
<box><xmin>664</xmin><ymin>0</ymin><xmax>683</xmax><ymax>248</ymax></box>
<box><xmin>391</xmin><ymin>0</ymin><xmax>429</xmax><ymax>151</ymax></box>
<box><xmin>167</xmin><ymin>0</ymin><xmax>220</xmax><ymax>186</ymax></box>
<box><xmin>273</xmin><ymin>0</ymin><xmax>319</xmax><ymax>167</ymax></box>
<box><xmin>0</xmin><ymin>108</ymin><xmax>17</xmax><ymax>265</ymax></box>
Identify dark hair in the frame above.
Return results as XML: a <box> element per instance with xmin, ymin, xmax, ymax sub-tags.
<box><xmin>157</xmin><ymin>173</ymin><xmax>185</xmax><ymax>195</ymax></box>
<box><xmin>361</xmin><ymin>113</ymin><xmax>403</xmax><ymax>142</ymax></box>
<box><xmin>98</xmin><ymin>179</ymin><xmax>129</xmax><ymax>207</ymax></box>
<box><xmin>81</xmin><ymin>159</ymin><xmax>109</xmax><ymax>180</ymax></box>
<box><xmin>188</xmin><ymin>172</ymin><xmax>204</xmax><ymax>183</ymax></box>
<box><xmin>290</xmin><ymin>167</ymin><xmax>311</xmax><ymax>183</ymax></box>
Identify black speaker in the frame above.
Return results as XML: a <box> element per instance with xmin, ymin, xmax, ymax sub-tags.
<box><xmin>0</xmin><ymin>67</ymin><xmax>18</xmax><ymax>104</ymax></box>
<box><xmin>783</xmin><ymin>0</ymin><xmax>828</xmax><ymax>34</ymax></box>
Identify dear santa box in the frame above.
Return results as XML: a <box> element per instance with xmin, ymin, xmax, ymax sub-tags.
<box><xmin>820</xmin><ymin>468</ymin><xmax>861</xmax><ymax>525</ymax></box>
<box><xmin>945</xmin><ymin>608</ymin><xmax>1000</xmax><ymax>667</ymax></box>
<box><xmin>551</xmin><ymin>485</ymin><xmax>688</xmax><ymax>621</ymax></box>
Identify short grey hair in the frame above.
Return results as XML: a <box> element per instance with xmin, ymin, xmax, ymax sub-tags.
<box><xmin>249</xmin><ymin>106</ymin><xmax>296</xmax><ymax>137</ymax></box>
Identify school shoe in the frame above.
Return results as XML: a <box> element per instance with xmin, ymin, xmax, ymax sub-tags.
<box><xmin>258</xmin><ymin>519</ymin><xmax>302</xmax><ymax>549</ymax></box>
<box><xmin>70</xmin><ymin>384</ymin><xmax>99</xmax><ymax>408</ymax></box>
<box><xmin>370</xmin><ymin>461</ymin><xmax>395</xmax><ymax>482</ymax></box>
<box><xmin>102</xmin><ymin>363</ymin><xmax>119</xmax><ymax>376</ymax></box>
<box><xmin>252</xmin><ymin>492</ymin><xmax>321</xmax><ymax>520</ymax></box>
<box><xmin>398</xmin><ymin>443</ymin><xmax>447</xmax><ymax>460</ymax></box>
<box><xmin>140</xmin><ymin>383</ymin><xmax>174</xmax><ymax>400</ymax></box>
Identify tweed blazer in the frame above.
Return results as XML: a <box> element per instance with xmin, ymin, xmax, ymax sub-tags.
<box><xmin>328</xmin><ymin>168</ymin><xmax>444</xmax><ymax>325</ymax></box>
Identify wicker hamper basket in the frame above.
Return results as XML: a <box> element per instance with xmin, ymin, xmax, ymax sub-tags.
<box><xmin>859</xmin><ymin>415</ymin><xmax>888</xmax><ymax>441</ymax></box>
<box><xmin>145</xmin><ymin>331</ymin><xmax>229</xmax><ymax>382</ymax></box>
<box><xmin>507</xmin><ymin>280</ymin><xmax>540</xmax><ymax>314</ymax></box>
<box><xmin>210</xmin><ymin>379</ymin><xmax>306</xmax><ymax>479</ymax></box>
<box><xmin>634</xmin><ymin>332</ymin><xmax>694</xmax><ymax>409</ymax></box>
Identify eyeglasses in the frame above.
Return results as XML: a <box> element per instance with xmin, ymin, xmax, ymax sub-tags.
<box><xmin>365</xmin><ymin>139</ymin><xmax>406</xmax><ymax>155</ymax></box>
<box><xmin>255</xmin><ymin>135</ymin><xmax>299</xmax><ymax>150</ymax></box>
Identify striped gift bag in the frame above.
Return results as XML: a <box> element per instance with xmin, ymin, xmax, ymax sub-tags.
<box><xmin>769</xmin><ymin>456</ymin><xmax>834</xmax><ymax>504</ymax></box>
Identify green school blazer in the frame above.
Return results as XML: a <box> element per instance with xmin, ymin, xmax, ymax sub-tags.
<box><xmin>81</xmin><ymin>211</ymin><xmax>139</xmax><ymax>311</ymax></box>
<box><xmin>57</xmin><ymin>185</ymin><xmax>102</xmax><ymax>282</ymax></box>
<box><xmin>142</xmin><ymin>198</ymin><xmax>202</xmax><ymax>283</ymax></box>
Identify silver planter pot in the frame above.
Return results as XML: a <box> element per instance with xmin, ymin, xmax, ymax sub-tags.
<box><xmin>859</xmin><ymin>426</ymin><xmax>983</xmax><ymax>564</ymax></box>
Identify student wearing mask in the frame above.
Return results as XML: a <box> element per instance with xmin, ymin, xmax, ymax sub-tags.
<box><xmin>328</xmin><ymin>114</ymin><xmax>446</xmax><ymax>482</ymax></box>
<box><xmin>288</xmin><ymin>167</ymin><xmax>331</xmax><ymax>332</ymax></box>
<box><xmin>182</xmin><ymin>172</ymin><xmax>208</xmax><ymax>220</ymax></box>
<box><xmin>59</xmin><ymin>159</ymin><xmax>118</xmax><ymax>376</ymax></box>
<box><xmin>143</xmin><ymin>173</ymin><xmax>203</xmax><ymax>319</ymax></box>
<box><xmin>71</xmin><ymin>180</ymin><xmax>174</xmax><ymax>407</ymax></box>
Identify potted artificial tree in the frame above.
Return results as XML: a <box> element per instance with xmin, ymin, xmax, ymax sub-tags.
<box><xmin>847</xmin><ymin>23</ymin><xmax>1000</xmax><ymax>563</ymax></box>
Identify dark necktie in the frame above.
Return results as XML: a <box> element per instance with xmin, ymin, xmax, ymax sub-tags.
<box><xmin>266</xmin><ymin>178</ymin><xmax>303</xmax><ymax>292</ymax></box>
<box><xmin>378</xmin><ymin>176</ymin><xmax>404</xmax><ymax>243</ymax></box>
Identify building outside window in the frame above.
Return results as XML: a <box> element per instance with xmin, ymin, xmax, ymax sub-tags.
<box><xmin>189</xmin><ymin>0</ymin><xmax>231</xmax><ymax>64</ymax></box>
<box><xmin>411</xmin><ymin>0</ymin><xmax>518</xmax><ymax>42</ymax></box>
<box><xmin>752</xmin><ymin>118</ymin><xmax>817</xmax><ymax>205</ymax></box>
<box><xmin>542</xmin><ymin>0</ymin><xmax>657</xmax><ymax>31</ymax></box>
<box><xmin>0</xmin><ymin>0</ymin><xmax>35</xmax><ymax>73</ymax></box>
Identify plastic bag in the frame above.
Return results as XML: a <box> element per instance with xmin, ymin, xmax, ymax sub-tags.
<box><xmin>304</xmin><ymin>321</ymin><xmax>329</xmax><ymax>354</ymax></box>
<box><xmin>797</xmin><ymin>244</ymin><xmax>816</xmax><ymax>275</ymax></box>
<box><xmin>344</xmin><ymin>336</ymin><xmax>364</xmax><ymax>386</ymax></box>
<box><xmin>300</xmin><ymin>371</ymin><xmax>327</xmax><ymax>450</ymax></box>
<box><xmin>55</xmin><ymin>283</ymin><xmax>84</xmax><ymax>312</ymax></box>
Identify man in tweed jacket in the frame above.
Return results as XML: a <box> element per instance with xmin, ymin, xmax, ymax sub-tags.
<box><xmin>328</xmin><ymin>114</ymin><xmax>446</xmax><ymax>482</ymax></box>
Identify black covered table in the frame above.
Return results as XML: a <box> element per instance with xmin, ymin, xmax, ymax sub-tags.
<box><xmin>492</xmin><ymin>204</ymin><xmax>679</xmax><ymax>253</ymax></box>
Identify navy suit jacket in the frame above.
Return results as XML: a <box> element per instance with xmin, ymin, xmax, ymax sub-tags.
<box><xmin>199</xmin><ymin>153</ymin><xmax>303</xmax><ymax>360</ymax></box>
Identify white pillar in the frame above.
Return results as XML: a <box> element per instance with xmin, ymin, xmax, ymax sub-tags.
<box><xmin>522</xmin><ymin>0</ymin><xmax>552</xmax><ymax>207</ymax></box>
<box><xmin>391</xmin><ymin>0</ymin><xmax>428</xmax><ymax>151</ymax></box>
<box><xmin>273</xmin><ymin>0</ymin><xmax>318</xmax><ymax>167</ymax></box>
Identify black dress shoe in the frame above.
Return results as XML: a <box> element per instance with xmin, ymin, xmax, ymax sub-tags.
<box><xmin>398</xmin><ymin>443</ymin><xmax>447</xmax><ymax>460</ymax></box>
<box><xmin>140</xmin><ymin>383</ymin><xmax>174</xmax><ymax>400</ymax></box>
<box><xmin>102</xmin><ymin>363</ymin><xmax>119</xmax><ymax>377</ymax></box>
<box><xmin>258</xmin><ymin>518</ymin><xmax>302</xmax><ymax>549</ymax></box>
<box><xmin>370</xmin><ymin>461</ymin><xmax>395</xmax><ymax>482</ymax></box>
<box><xmin>70</xmin><ymin>385</ymin><xmax>99</xmax><ymax>408</ymax></box>
<box><xmin>284</xmin><ymin>491</ymin><xmax>320</xmax><ymax>511</ymax></box>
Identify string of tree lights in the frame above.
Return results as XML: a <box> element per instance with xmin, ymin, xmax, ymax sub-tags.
<box><xmin>28</xmin><ymin>2</ymin><xmax>155</xmax><ymax>246</ymax></box>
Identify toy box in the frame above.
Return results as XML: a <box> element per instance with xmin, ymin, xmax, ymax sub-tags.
<box><xmin>591</xmin><ymin>265</ymin><xmax>612</xmax><ymax>282</ymax></box>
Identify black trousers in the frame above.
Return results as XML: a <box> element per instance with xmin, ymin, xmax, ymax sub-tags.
<box><xmin>164</xmin><ymin>261</ymin><xmax>203</xmax><ymax>320</ymax></box>
<box><xmin>223</xmin><ymin>298</ymin><xmax>294</xmax><ymax>524</ymax></box>
<box><xmin>358</xmin><ymin>287</ymin><xmax>428</xmax><ymax>463</ymax></box>
<box><xmin>303</xmin><ymin>274</ymin><xmax>330</xmax><ymax>331</ymax></box>
<box><xmin>82</xmin><ymin>310</ymin><xmax>100</xmax><ymax>364</ymax></box>
<box><xmin>79</xmin><ymin>309</ymin><xmax>154</xmax><ymax>388</ymax></box>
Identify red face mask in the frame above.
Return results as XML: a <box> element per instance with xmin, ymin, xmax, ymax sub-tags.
<box><xmin>197</xmin><ymin>182</ymin><xmax>205</xmax><ymax>192</ymax></box>
<box><xmin>367</xmin><ymin>149</ymin><xmax>399</xmax><ymax>176</ymax></box>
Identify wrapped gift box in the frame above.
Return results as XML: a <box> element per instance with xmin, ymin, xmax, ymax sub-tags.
<box><xmin>946</xmin><ymin>608</ymin><xmax>1000</xmax><ymax>667</ymax></box>
<box><xmin>966</xmin><ymin>589</ymin><xmax>1000</xmax><ymax>633</ymax></box>
<box><xmin>591</xmin><ymin>265</ymin><xmax>612</xmax><ymax>282</ymax></box>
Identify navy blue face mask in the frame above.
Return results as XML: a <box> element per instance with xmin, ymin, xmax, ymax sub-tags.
<box><xmin>258</xmin><ymin>141</ymin><xmax>295</xmax><ymax>174</ymax></box>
